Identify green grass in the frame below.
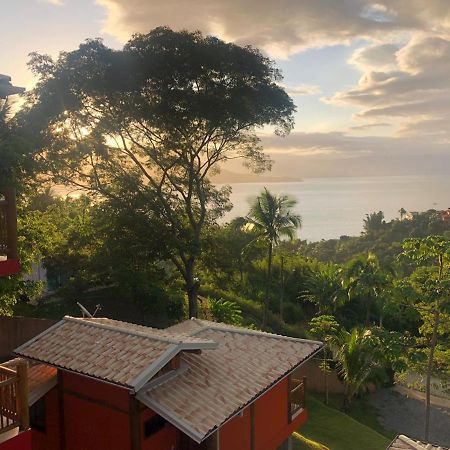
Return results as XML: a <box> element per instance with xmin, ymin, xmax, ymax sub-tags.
<box><xmin>322</xmin><ymin>393</ymin><xmax>395</xmax><ymax>438</ymax></box>
<box><xmin>292</xmin><ymin>396</ymin><xmax>391</xmax><ymax>450</ymax></box>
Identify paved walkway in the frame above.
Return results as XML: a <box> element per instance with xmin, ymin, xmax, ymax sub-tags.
<box><xmin>369</xmin><ymin>387</ymin><xmax>450</xmax><ymax>448</ymax></box>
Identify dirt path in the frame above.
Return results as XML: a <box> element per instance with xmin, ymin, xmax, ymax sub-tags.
<box><xmin>368</xmin><ymin>388</ymin><xmax>450</xmax><ymax>448</ymax></box>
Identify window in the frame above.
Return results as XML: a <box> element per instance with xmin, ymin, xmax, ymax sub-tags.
<box><xmin>144</xmin><ymin>415</ymin><xmax>167</xmax><ymax>438</ymax></box>
<box><xmin>30</xmin><ymin>398</ymin><xmax>46</xmax><ymax>433</ymax></box>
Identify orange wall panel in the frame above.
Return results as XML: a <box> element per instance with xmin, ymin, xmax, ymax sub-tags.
<box><xmin>62</xmin><ymin>371</ymin><xmax>130</xmax><ymax>411</ymax></box>
<box><xmin>64</xmin><ymin>393</ymin><xmax>131</xmax><ymax>450</ymax></box>
<box><xmin>254</xmin><ymin>379</ymin><xmax>288</xmax><ymax>450</ymax></box>
<box><xmin>62</xmin><ymin>371</ymin><xmax>131</xmax><ymax>450</ymax></box>
<box><xmin>220</xmin><ymin>407</ymin><xmax>251</xmax><ymax>450</ymax></box>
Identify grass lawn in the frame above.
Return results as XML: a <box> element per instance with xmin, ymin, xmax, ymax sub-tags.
<box><xmin>292</xmin><ymin>395</ymin><xmax>392</xmax><ymax>450</ymax></box>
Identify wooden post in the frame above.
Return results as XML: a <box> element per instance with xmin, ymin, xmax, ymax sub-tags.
<box><xmin>287</xmin><ymin>374</ymin><xmax>292</xmax><ymax>423</ymax></box>
<box><xmin>57</xmin><ymin>370</ymin><xmax>66</xmax><ymax>450</ymax></box>
<box><xmin>302</xmin><ymin>376</ymin><xmax>307</xmax><ymax>408</ymax></box>
<box><xmin>129</xmin><ymin>395</ymin><xmax>141</xmax><ymax>450</ymax></box>
<box><xmin>4</xmin><ymin>188</ymin><xmax>18</xmax><ymax>260</ymax></box>
<box><xmin>16</xmin><ymin>360</ymin><xmax>29</xmax><ymax>431</ymax></box>
<box><xmin>250</xmin><ymin>403</ymin><xmax>255</xmax><ymax>450</ymax></box>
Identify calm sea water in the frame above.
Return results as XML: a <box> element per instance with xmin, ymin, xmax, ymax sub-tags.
<box><xmin>219</xmin><ymin>176</ymin><xmax>450</xmax><ymax>242</ymax></box>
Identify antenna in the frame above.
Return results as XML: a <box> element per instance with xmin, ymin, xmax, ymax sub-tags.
<box><xmin>76</xmin><ymin>302</ymin><xmax>102</xmax><ymax>318</ymax></box>
<box><xmin>77</xmin><ymin>302</ymin><xmax>93</xmax><ymax>318</ymax></box>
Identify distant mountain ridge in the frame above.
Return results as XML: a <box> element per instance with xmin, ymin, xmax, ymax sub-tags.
<box><xmin>211</xmin><ymin>169</ymin><xmax>302</xmax><ymax>184</ymax></box>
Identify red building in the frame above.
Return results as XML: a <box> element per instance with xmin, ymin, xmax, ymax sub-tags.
<box><xmin>0</xmin><ymin>188</ymin><xmax>20</xmax><ymax>277</ymax></box>
<box><xmin>3</xmin><ymin>316</ymin><xmax>322</xmax><ymax>450</ymax></box>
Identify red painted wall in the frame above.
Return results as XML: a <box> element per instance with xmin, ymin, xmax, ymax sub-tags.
<box><xmin>61</xmin><ymin>371</ymin><xmax>131</xmax><ymax>450</ymax></box>
<box><xmin>0</xmin><ymin>430</ymin><xmax>32</xmax><ymax>450</ymax></box>
<box><xmin>220</xmin><ymin>407</ymin><xmax>251</xmax><ymax>450</ymax></box>
<box><xmin>140</xmin><ymin>408</ymin><xmax>178</xmax><ymax>450</ymax></box>
<box><xmin>0</xmin><ymin>260</ymin><xmax>20</xmax><ymax>277</ymax></box>
<box><xmin>218</xmin><ymin>376</ymin><xmax>308</xmax><ymax>450</ymax></box>
<box><xmin>31</xmin><ymin>388</ymin><xmax>60</xmax><ymax>450</ymax></box>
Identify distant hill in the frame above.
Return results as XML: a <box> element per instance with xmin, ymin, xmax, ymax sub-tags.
<box><xmin>211</xmin><ymin>169</ymin><xmax>302</xmax><ymax>184</ymax></box>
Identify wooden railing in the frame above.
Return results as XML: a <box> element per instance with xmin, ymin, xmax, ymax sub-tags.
<box><xmin>288</xmin><ymin>376</ymin><xmax>306</xmax><ymax>421</ymax></box>
<box><xmin>0</xmin><ymin>188</ymin><xmax>18</xmax><ymax>261</ymax></box>
<box><xmin>0</xmin><ymin>361</ymin><xmax>29</xmax><ymax>435</ymax></box>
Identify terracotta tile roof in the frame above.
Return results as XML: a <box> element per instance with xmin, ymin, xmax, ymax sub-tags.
<box><xmin>388</xmin><ymin>435</ymin><xmax>449</xmax><ymax>450</ymax></box>
<box><xmin>28</xmin><ymin>364</ymin><xmax>57</xmax><ymax>406</ymax></box>
<box><xmin>1</xmin><ymin>358</ymin><xmax>57</xmax><ymax>406</ymax></box>
<box><xmin>138</xmin><ymin>318</ymin><xmax>322</xmax><ymax>443</ymax></box>
<box><xmin>14</xmin><ymin>316</ymin><xmax>217</xmax><ymax>389</ymax></box>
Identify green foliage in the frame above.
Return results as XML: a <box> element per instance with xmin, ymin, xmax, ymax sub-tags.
<box><xmin>363</xmin><ymin>211</ymin><xmax>385</xmax><ymax>235</ymax></box>
<box><xmin>244</xmin><ymin>188</ymin><xmax>301</xmax><ymax>327</ymax></box>
<box><xmin>207</xmin><ymin>297</ymin><xmax>242</xmax><ymax>325</ymax></box>
<box><xmin>22</xmin><ymin>27</ymin><xmax>295</xmax><ymax>318</ymax></box>
<box><xmin>301</xmin><ymin>263</ymin><xmax>346</xmax><ymax>314</ymax></box>
<box><xmin>343</xmin><ymin>252</ymin><xmax>391</xmax><ymax>325</ymax></box>
<box><xmin>330</xmin><ymin>327</ymin><xmax>389</xmax><ymax>409</ymax></box>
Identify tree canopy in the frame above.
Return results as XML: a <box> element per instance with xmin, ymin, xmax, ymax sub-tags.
<box><xmin>22</xmin><ymin>27</ymin><xmax>296</xmax><ymax>317</ymax></box>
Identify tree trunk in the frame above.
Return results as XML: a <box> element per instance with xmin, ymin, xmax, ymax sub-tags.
<box><xmin>262</xmin><ymin>241</ymin><xmax>273</xmax><ymax>329</ymax></box>
<box><xmin>424</xmin><ymin>308</ymin><xmax>440</xmax><ymax>441</ymax></box>
<box><xmin>185</xmin><ymin>259</ymin><xmax>199</xmax><ymax>319</ymax></box>
<box><xmin>365</xmin><ymin>297</ymin><xmax>371</xmax><ymax>325</ymax></box>
<box><xmin>342</xmin><ymin>383</ymin><xmax>350</xmax><ymax>412</ymax></box>
<box><xmin>280</xmin><ymin>255</ymin><xmax>285</xmax><ymax>322</ymax></box>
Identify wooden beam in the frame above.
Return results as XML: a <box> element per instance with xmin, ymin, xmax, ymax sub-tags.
<box><xmin>129</xmin><ymin>395</ymin><xmax>141</xmax><ymax>450</ymax></box>
<box><xmin>250</xmin><ymin>403</ymin><xmax>255</xmax><ymax>450</ymax></box>
<box><xmin>16</xmin><ymin>360</ymin><xmax>29</xmax><ymax>431</ymax></box>
<box><xmin>57</xmin><ymin>371</ymin><xmax>67</xmax><ymax>450</ymax></box>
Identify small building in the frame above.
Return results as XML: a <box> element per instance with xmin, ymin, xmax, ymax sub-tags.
<box><xmin>387</xmin><ymin>434</ymin><xmax>449</xmax><ymax>450</ymax></box>
<box><xmin>438</xmin><ymin>208</ymin><xmax>450</xmax><ymax>223</ymax></box>
<box><xmin>1</xmin><ymin>316</ymin><xmax>322</xmax><ymax>450</ymax></box>
<box><xmin>0</xmin><ymin>188</ymin><xmax>20</xmax><ymax>277</ymax></box>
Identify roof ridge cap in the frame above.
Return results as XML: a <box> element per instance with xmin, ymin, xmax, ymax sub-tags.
<box><xmin>64</xmin><ymin>316</ymin><xmax>191</xmax><ymax>345</ymax></box>
<box><xmin>398</xmin><ymin>435</ymin><xmax>428</xmax><ymax>450</ymax></box>
<box><xmin>190</xmin><ymin>318</ymin><xmax>323</xmax><ymax>345</ymax></box>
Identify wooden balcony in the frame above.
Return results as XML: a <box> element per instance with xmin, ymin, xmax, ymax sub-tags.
<box><xmin>0</xmin><ymin>188</ymin><xmax>19</xmax><ymax>277</ymax></box>
<box><xmin>288</xmin><ymin>376</ymin><xmax>306</xmax><ymax>422</ymax></box>
<box><xmin>0</xmin><ymin>360</ymin><xmax>29</xmax><ymax>440</ymax></box>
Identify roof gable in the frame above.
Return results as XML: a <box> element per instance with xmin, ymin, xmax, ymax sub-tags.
<box><xmin>138</xmin><ymin>318</ymin><xmax>322</xmax><ymax>442</ymax></box>
<box><xmin>14</xmin><ymin>316</ymin><xmax>217</xmax><ymax>389</ymax></box>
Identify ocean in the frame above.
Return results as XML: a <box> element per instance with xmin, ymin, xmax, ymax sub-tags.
<box><xmin>219</xmin><ymin>175</ymin><xmax>450</xmax><ymax>242</ymax></box>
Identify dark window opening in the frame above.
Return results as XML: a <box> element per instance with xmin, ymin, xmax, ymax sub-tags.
<box><xmin>144</xmin><ymin>415</ymin><xmax>167</xmax><ymax>438</ymax></box>
<box><xmin>30</xmin><ymin>398</ymin><xmax>46</xmax><ymax>433</ymax></box>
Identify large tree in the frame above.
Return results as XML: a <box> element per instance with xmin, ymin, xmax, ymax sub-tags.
<box><xmin>22</xmin><ymin>27</ymin><xmax>295</xmax><ymax>317</ymax></box>
<box><xmin>401</xmin><ymin>236</ymin><xmax>450</xmax><ymax>441</ymax></box>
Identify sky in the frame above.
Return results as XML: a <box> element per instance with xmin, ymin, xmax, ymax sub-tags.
<box><xmin>2</xmin><ymin>0</ymin><xmax>450</xmax><ymax>178</ymax></box>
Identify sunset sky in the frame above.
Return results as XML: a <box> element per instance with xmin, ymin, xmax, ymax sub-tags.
<box><xmin>3</xmin><ymin>0</ymin><xmax>450</xmax><ymax>177</ymax></box>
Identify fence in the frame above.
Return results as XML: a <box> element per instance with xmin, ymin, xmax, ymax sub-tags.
<box><xmin>0</xmin><ymin>317</ymin><xmax>57</xmax><ymax>361</ymax></box>
<box><xmin>0</xmin><ymin>361</ymin><xmax>28</xmax><ymax>435</ymax></box>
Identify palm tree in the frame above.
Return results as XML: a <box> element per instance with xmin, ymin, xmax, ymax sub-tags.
<box><xmin>363</xmin><ymin>211</ymin><xmax>385</xmax><ymax>234</ymax></box>
<box><xmin>330</xmin><ymin>327</ymin><xmax>386</xmax><ymax>411</ymax></box>
<box><xmin>246</xmin><ymin>188</ymin><xmax>301</xmax><ymax>328</ymax></box>
<box><xmin>399</xmin><ymin>207</ymin><xmax>407</xmax><ymax>220</ymax></box>
<box><xmin>301</xmin><ymin>263</ymin><xmax>347</xmax><ymax>314</ymax></box>
<box><xmin>343</xmin><ymin>252</ymin><xmax>389</xmax><ymax>325</ymax></box>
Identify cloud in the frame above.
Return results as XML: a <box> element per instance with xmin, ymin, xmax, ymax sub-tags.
<box><xmin>96</xmin><ymin>0</ymin><xmax>450</xmax><ymax>57</ymax></box>
<box><xmin>350</xmin><ymin>122</ymin><xmax>391</xmax><ymax>131</ymax></box>
<box><xmin>328</xmin><ymin>33</ymin><xmax>450</xmax><ymax>137</ymax></box>
<box><xmin>282</xmin><ymin>84</ymin><xmax>321</xmax><ymax>96</ymax></box>
<box><xmin>40</xmin><ymin>0</ymin><xmax>63</xmax><ymax>5</ymax></box>
<box><xmin>349</xmin><ymin>43</ymin><xmax>399</xmax><ymax>71</ymax></box>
